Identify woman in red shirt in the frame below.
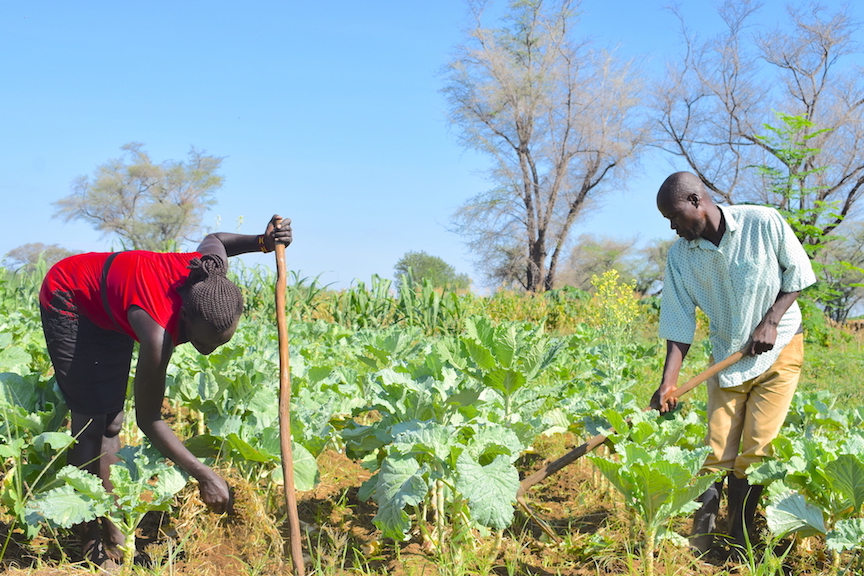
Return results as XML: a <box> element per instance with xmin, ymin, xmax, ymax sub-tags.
<box><xmin>39</xmin><ymin>215</ymin><xmax>292</xmax><ymax>566</ymax></box>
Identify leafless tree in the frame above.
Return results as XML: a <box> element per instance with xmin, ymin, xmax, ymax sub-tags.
<box><xmin>631</xmin><ymin>238</ymin><xmax>676</xmax><ymax>297</ymax></box>
<box><xmin>654</xmin><ymin>1</ymin><xmax>864</xmax><ymax>238</ymax></box>
<box><xmin>54</xmin><ymin>143</ymin><xmax>224</xmax><ymax>251</ymax></box>
<box><xmin>444</xmin><ymin>0</ymin><xmax>647</xmax><ymax>291</ymax></box>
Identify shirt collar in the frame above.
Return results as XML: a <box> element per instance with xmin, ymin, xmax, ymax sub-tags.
<box><xmin>719</xmin><ymin>205</ymin><xmax>739</xmax><ymax>232</ymax></box>
<box><xmin>686</xmin><ymin>204</ymin><xmax>737</xmax><ymax>250</ymax></box>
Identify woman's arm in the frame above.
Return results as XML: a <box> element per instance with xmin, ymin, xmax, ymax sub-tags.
<box><xmin>196</xmin><ymin>214</ymin><xmax>292</xmax><ymax>259</ymax></box>
<box><xmin>127</xmin><ymin>305</ymin><xmax>232</xmax><ymax>512</ymax></box>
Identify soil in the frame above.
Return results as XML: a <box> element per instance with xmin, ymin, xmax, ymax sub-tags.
<box><xmin>0</xmin><ymin>434</ymin><xmax>832</xmax><ymax>575</ymax></box>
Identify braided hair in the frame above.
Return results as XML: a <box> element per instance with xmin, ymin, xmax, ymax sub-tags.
<box><xmin>182</xmin><ymin>254</ymin><xmax>244</xmax><ymax>332</ymax></box>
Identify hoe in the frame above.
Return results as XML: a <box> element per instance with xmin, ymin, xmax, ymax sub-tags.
<box><xmin>516</xmin><ymin>348</ymin><xmax>746</xmax><ymax>541</ymax></box>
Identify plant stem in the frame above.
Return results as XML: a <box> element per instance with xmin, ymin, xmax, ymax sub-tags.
<box><xmin>0</xmin><ymin>525</ymin><xmax>13</xmax><ymax>564</ymax></box>
<box><xmin>436</xmin><ymin>479</ymin><xmax>446</xmax><ymax>553</ymax></box>
<box><xmin>413</xmin><ymin>504</ymin><xmax>436</xmax><ymax>552</ymax></box>
<box><xmin>644</xmin><ymin>526</ymin><xmax>655</xmax><ymax>576</ymax></box>
<box><xmin>490</xmin><ymin>528</ymin><xmax>503</xmax><ymax>564</ymax></box>
<box><xmin>832</xmin><ymin>548</ymin><xmax>842</xmax><ymax>576</ymax></box>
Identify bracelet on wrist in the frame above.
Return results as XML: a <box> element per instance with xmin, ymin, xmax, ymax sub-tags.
<box><xmin>258</xmin><ymin>235</ymin><xmax>268</xmax><ymax>253</ymax></box>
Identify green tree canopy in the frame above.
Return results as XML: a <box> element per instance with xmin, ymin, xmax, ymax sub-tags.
<box><xmin>816</xmin><ymin>222</ymin><xmax>864</xmax><ymax>322</ymax></box>
<box><xmin>394</xmin><ymin>251</ymin><xmax>470</xmax><ymax>291</ymax></box>
<box><xmin>53</xmin><ymin>142</ymin><xmax>224</xmax><ymax>251</ymax></box>
<box><xmin>557</xmin><ymin>235</ymin><xmax>637</xmax><ymax>292</ymax></box>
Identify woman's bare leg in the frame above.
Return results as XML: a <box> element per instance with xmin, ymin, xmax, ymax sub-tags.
<box><xmin>69</xmin><ymin>410</ymin><xmax>126</xmax><ymax>563</ymax></box>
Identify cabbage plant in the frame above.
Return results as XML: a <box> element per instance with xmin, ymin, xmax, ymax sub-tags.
<box><xmin>749</xmin><ymin>423</ymin><xmax>864</xmax><ymax>572</ymax></box>
<box><xmin>27</xmin><ymin>445</ymin><xmax>186</xmax><ymax>568</ymax></box>
<box><xmin>589</xmin><ymin>409</ymin><xmax>721</xmax><ymax>576</ymax></box>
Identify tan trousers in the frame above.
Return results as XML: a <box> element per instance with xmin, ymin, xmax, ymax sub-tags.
<box><xmin>703</xmin><ymin>333</ymin><xmax>804</xmax><ymax>479</ymax></box>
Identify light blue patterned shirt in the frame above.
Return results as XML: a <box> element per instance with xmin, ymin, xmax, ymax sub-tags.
<box><xmin>659</xmin><ymin>205</ymin><xmax>816</xmax><ymax>388</ymax></box>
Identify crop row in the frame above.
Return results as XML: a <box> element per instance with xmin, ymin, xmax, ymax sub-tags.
<box><xmin>0</xmin><ymin>267</ymin><xmax>862</xmax><ymax>574</ymax></box>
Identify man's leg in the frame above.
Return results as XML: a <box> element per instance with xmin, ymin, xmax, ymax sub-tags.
<box><xmin>690</xmin><ymin>479</ymin><xmax>724</xmax><ymax>555</ymax></box>
<box><xmin>703</xmin><ymin>373</ymin><xmax>750</xmax><ymax>474</ymax></box>
<box><xmin>735</xmin><ymin>334</ymin><xmax>804</xmax><ymax>476</ymax></box>
<box><xmin>730</xmin><ymin>334</ymin><xmax>804</xmax><ymax>547</ymax></box>
<box><xmin>726</xmin><ymin>475</ymin><xmax>764</xmax><ymax>551</ymax></box>
<box><xmin>690</xmin><ymin>373</ymin><xmax>748</xmax><ymax>555</ymax></box>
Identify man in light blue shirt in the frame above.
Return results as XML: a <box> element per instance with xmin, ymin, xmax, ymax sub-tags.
<box><xmin>650</xmin><ymin>171</ymin><xmax>815</xmax><ymax>557</ymax></box>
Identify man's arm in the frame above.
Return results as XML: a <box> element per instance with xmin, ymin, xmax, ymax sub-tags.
<box><xmin>127</xmin><ymin>306</ymin><xmax>232</xmax><ymax>512</ymax></box>
<box><xmin>650</xmin><ymin>340</ymin><xmax>691</xmax><ymax>413</ymax></box>
<box><xmin>749</xmin><ymin>290</ymin><xmax>800</xmax><ymax>355</ymax></box>
<box><xmin>195</xmin><ymin>214</ymin><xmax>293</xmax><ymax>259</ymax></box>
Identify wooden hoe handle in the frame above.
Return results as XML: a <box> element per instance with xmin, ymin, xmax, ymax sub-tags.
<box><xmin>275</xmin><ymin>219</ymin><xmax>306</xmax><ymax>576</ymax></box>
<box><xmin>673</xmin><ymin>349</ymin><xmax>745</xmax><ymax>398</ymax></box>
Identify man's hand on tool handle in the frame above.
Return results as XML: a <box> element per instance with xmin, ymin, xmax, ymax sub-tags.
<box><xmin>650</xmin><ymin>340</ymin><xmax>690</xmax><ymax>414</ymax></box>
<box><xmin>749</xmin><ymin>316</ymin><xmax>779</xmax><ymax>356</ymax></box>
<box><xmin>650</xmin><ymin>382</ymin><xmax>677</xmax><ymax>414</ymax></box>
<box><xmin>749</xmin><ymin>291</ymin><xmax>801</xmax><ymax>355</ymax></box>
<box><xmin>650</xmin><ymin>306</ymin><xmax>789</xmax><ymax>414</ymax></box>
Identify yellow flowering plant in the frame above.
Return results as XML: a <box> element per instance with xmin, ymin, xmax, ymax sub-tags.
<box><xmin>584</xmin><ymin>270</ymin><xmax>642</xmax><ymax>382</ymax></box>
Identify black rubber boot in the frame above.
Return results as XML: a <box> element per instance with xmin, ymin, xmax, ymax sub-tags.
<box><xmin>726</xmin><ymin>474</ymin><xmax>764</xmax><ymax>551</ymax></box>
<box><xmin>690</xmin><ymin>480</ymin><xmax>724</xmax><ymax>556</ymax></box>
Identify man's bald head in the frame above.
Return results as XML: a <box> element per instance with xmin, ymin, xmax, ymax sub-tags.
<box><xmin>657</xmin><ymin>171</ymin><xmax>711</xmax><ymax>209</ymax></box>
<box><xmin>656</xmin><ymin>172</ymin><xmax>722</xmax><ymax>243</ymax></box>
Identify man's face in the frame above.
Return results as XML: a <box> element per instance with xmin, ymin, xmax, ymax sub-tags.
<box><xmin>657</xmin><ymin>194</ymin><xmax>705</xmax><ymax>241</ymax></box>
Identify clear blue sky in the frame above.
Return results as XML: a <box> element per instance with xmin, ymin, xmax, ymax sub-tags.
<box><xmin>1</xmin><ymin>0</ymin><xmax>852</xmax><ymax>288</ymax></box>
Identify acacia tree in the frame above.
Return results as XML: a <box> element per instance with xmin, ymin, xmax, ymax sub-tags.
<box><xmin>393</xmin><ymin>251</ymin><xmax>471</xmax><ymax>291</ymax></box>
<box><xmin>817</xmin><ymin>223</ymin><xmax>864</xmax><ymax>322</ymax></box>
<box><xmin>631</xmin><ymin>238</ymin><xmax>675</xmax><ymax>297</ymax></box>
<box><xmin>654</xmin><ymin>1</ymin><xmax>864</xmax><ymax>239</ymax></box>
<box><xmin>53</xmin><ymin>143</ymin><xmax>224</xmax><ymax>251</ymax></box>
<box><xmin>2</xmin><ymin>243</ymin><xmax>79</xmax><ymax>272</ymax></box>
<box><xmin>443</xmin><ymin>0</ymin><xmax>647</xmax><ymax>291</ymax></box>
<box><xmin>556</xmin><ymin>235</ymin><xmax>672</xmax><ymax>296</ymax></box>
<box><xmin>556</xmin><ymin>234</ymin><xmax>637</xmax><ymax>291</ymax></box>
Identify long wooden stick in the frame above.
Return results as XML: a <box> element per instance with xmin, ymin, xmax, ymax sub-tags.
<box><xmin>275</xmin><ymin>230</ymin><xmax>305</xmax><ymax>576</ymax></box>
<box><xmin>517</xmin><ymin>348</ymin><xmax>747</xmax><ymax>499</ymax></box>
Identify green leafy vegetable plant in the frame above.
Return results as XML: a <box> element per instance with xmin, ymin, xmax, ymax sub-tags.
<box><xmin>589</xmin><ymin>409</ymin><xmax>721</xmax><ymax>576</ymax></box>
<box><xmin>437</xmin><ymin>316</ymin><xmax>565</xmax><ymax>443</ymax></box>
<box><xmin>27</xmin><ymin>445</ymin><xmax>187</xmax><ymax>568</ymax></box>
<box><xmin>338</xmin><ymin>327</ymin><xmax>535</xmax><ymax>554</ymax></box>
<box><xmin>0</xmin><ymin>370</ymin><xmax>70</xmax><ymax>558</ymax></box>
<box><xmin>359</xmin><ymin>419</ymin><xmax>522</xmax><ymax>555</ymax></box>
<box><xmin>748</xmin><ymin>397</ymin><xmax>864</xmax><ymax>571</ymax></box>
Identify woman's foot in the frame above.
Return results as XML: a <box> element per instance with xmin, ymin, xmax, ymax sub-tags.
<box><xmin>79</xmin><ymin>520</ymin><xmax>122</xmax><ymax>571</ymax></box>
<box><xmin>100</xmin><ymin>517</ymin><xmax>127</xmax><ymax>556</ymax></box>
<box><xmin>83</xmin><ymin>538</ymin><xmax>120</xmax><ymax>572</ymax></box>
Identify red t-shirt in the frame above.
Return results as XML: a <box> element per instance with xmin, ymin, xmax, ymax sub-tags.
<box><xmin>39</xmin><ymin>251</ymin><xmax>202</xmax><ymax>344</ymax></box>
